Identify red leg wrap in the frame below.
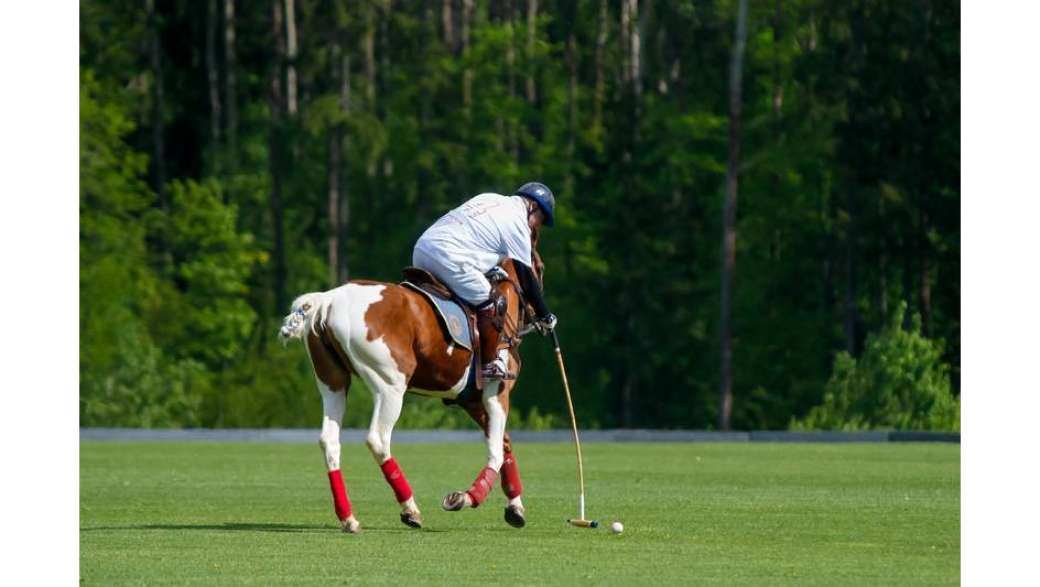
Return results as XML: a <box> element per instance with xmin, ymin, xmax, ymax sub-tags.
<box><xmin>500</xmin><ymin>451</ymin><xmax>523</xmax><ymax>499</ymax></box>
<box><xmin>380</xmin><ymin>457</ymin><xmax>414</xmax><ymax>503</ymax></box>
<box><xmin>327</xmin><ymin>470</ymin><xmax>352</xmax><ymax>521</ymax></box>
<box><xmin>466</xmin><ymin>467</ymin><xmax>499</xmax><ymax>506</ymax></box>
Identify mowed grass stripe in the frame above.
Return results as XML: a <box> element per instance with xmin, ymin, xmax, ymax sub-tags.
<box><xmin>81</xmin><ymin>442</ymin><xmax>959</xmax><ymax>585</ymax></box>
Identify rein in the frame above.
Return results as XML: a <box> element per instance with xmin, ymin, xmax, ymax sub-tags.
<box><xmin>493</xmin><ymin>272</ymin><xmax>538</xmax><ymax>359</ymax></box>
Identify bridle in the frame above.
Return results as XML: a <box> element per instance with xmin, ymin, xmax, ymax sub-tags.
<box><xmin>493</xmin><ymin>225</ymin><xmax>546</xmax><ymax>363</ymax></box>
<box><xmin>490</xmin><ymin>268</ymin><xmax>541</xmax><ymax>365</ymax></box>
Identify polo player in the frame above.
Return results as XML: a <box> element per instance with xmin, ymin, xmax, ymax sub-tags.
<box><xmin>413</xmin><ymin>182</ymin><xmax>558</xmax><ymax>380</ymax></box>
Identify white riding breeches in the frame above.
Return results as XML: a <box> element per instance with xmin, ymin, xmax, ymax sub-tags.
<box><xmin>412</xmin><ymin>246</ymin><xmax>492</xmax><ymax>306</ymax></box>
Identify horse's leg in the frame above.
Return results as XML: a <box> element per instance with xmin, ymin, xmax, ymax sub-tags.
<box><xmin>500</xmin><ymin>441</ymin><xmax>526</xmax><ymax>527</ymax></box>
<box><xmin>362</xmin><ymin>375</ymin><xmax>423</xmax><ymax>529</ymax></box>
<box><xmin>459</xmin><ymin>390</ymin><xmax>526</xmax><ymax>528</ymax></box>
<box><xmin>306</xmin><ymin>335</ymin><xmax>360</xmax><ymax>534</ymax></box>
<box><xmin>442</xmin><ymin>378</ymin><xmax>509</xmax><ymax>511</ymax></box>
<box><xmin>318</xmin><ymin>383</ymin><xmax>361</xmax><ymax>533</ymax></box>
<box><xmin>492</xmin><ymin>355</ymin><xmax>525</xmax><ymax>522</ymax></box>
<box><xmin>494</xmin><ymin>381</ymin><xmax>526</xmax><ymax>527</ymax></box>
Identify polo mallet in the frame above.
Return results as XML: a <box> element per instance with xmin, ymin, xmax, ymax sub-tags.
<box><xmin>552</xmin><ymin>330</ymin><xmax>599</xmax><ymax>529</ymax></box>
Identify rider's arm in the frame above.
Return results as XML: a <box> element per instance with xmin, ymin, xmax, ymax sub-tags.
<box><xmin>514</xmin><ymin>261</ymin><xmax>550</xmax><ymax>318</ymax></box>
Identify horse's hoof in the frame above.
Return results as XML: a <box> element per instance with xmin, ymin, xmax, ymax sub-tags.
<box><xmin>400</xmin><ymin>510</ymin><xmax>423</xmax><ymax>529</ymax></box>
<box><xmin>504</xmin><ymin>504</ymin><xmax>526</xmax><ymax>528</ymax></box>
<box><xmin>341</xmin><ymin>517</ymin><xmax>361</xmax><ymax>534</ymax></box>
<box><xmin>441</xmin><ymin>491</ymin><xmax>472</xmax><ymax>511</ymax></box>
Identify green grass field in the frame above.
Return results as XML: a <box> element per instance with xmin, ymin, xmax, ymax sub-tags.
<box><xmin>81</xmin><ymin>441</ymin><xmax>959</xmax><ymax>585</ymax></box>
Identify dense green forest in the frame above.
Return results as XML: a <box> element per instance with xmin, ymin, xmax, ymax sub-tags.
<box><xmin>80</xmin><ymin>0</ymin><xmax>959</xmax><ymax>431</ymax></box>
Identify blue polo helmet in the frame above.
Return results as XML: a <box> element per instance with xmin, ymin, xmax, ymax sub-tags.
<box><xmin>515</xmin><ymin>182</ymin><xmax>555</xmax><ymax>227</ymax></box>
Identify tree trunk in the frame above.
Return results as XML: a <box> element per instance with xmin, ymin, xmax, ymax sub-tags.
<box><xmin>327</xmin><ymin>44</ymin><xmax>343</xmax><ymax>288</ymax></box>
<box><xmin>772</xmin><ymin>0</ymin><xmax>783</xmax><ymax>119</ymax></box>
<box><xmin>919</xmin><ymin>200</ymin><xmax>932</xmax><ymax>335</ymax></box>
<box><xmin>380</xmin><ymin>1</ymin><xmax>392</xmax><ymax>180</ymax></box>
<box><xmin>506</xmin><ymin>1</ymin><xmax>518</xmax><ymax>163</ymax></box>
<box><xmin>284</xmin><ymin>0</ymin><xmax>298</xmax><ymax>118</ymax></box>
<box><xmin>902</xmin><ymin>230</ymin><xmax>914</xmax><ymax>325</ymax></box>
<box><xmin>269</xmin><ymin>0</ymin><xmax>288</xmax><ymax>313</ymax></box>
<box><xmin>565</xmin><ymin>31</ymin><xmax>577</xmax><ymax>197</ymax></box>
<box><xmin>206</xmin><ymin>0</ymin><xmax>221</xmax><ymax>147</ymax></box>
<box><xmin>418</xmin><ymin>4</ymin><xmax>437</xmax><ymax>221</ymax></box>
<box><xmin>146</xmin><ymin>0</ymin><xmax>166</xmax><ymax>203</ymax></box>
<box><xmin>224</xmin><ymin>0</ymin><xmax>238</xmax><ymax>160</ymax></box>
<box><xmin>653</xmin><ymin>9</ymin><xmax>668</xmax><ymax>96</ymax></box>
<box><xmin>364</xmin><ymin>9</ymin><xmax>376</xmax><ymax>107</ymax></box>
<box><xmin>594</xmin><ymin>0</ymin><xmax>608</xmax><ymax>129</ymax></box>
<box><xmin>377</xmin><ymin>1</ymin><xmax>390</xmax><ymax>124</ymax></box>
<box><xmin>379</xmin><ymin>1</ymin><xmax>390</xmax><ymax>98</ymax></box>
<box><xmin>719</xmin><ymin>0</ymin><xmax>748</xmax><ymax>432</ymax></box>
<box><xmin>919</xmin><ymin>7</ymin><xmax>934</xmax><ymax>336</ymax></box>
<box><xmin>629</xmin><ymin>0</ymin><xmax>642</xmax><ymax>147</ymax></box>
<box><xmin>844</xmin><ymin>189</ymin><xmax>860</xmax><ymax>356</ymax></box>
<box><xmin>620</xmin><ymin>0</ymin><xmax>630</xmax><ymax>87</ymax></box>
<box><xmin>879</xmin><ymin>195</ymin><xmax>889</xmax><ymax>318</ymax></box>
<box><xmin>844</xmin><ymin>5</ymin><xmax>865</xmax><ymax>355</ymax></box>
<box><xmin>442</xmin><ymin>0</ymin><xmax>455</xmax><ymax>51</ymax></box>
<box><xmin>462</xmin><ymin>0</ymin><xmax>474</xmax><ymax>115</ymax></box>
<box><xmin>621</xmin><ymin>371</ymin><xmax>634</xmax><ymax>428</ymax></box>
<box><xmin>364</xmin><ymin>7</ymin><xmax>377</xmax><ymax>177</ymax></box>
<box><xmin>616</xmin><ymin>0</ymin><xmax>643</xmax><ymax>426</ymax></box>
<box><xmin>629</xmin><ymin>0</ymin><xmax>641</xmax><ymax>102</ymax></box>
<box><xmin>770</xmin><ymin>0</ymin><xmax>783</xmax><ymax>206</ymax></box>
<box><xmin>338</xmin><ymin>51</ymin><xmax>352</xmax><ymax>283</ymax></box>
<box><xmin>526</xmin><ymin>0</ymin><xmax>537</xmax><ymax>104</ymax></box>
<box><xmin>328</xmin><ymin>128</ymin><xmax>340</xmax><ymax>287</ymax></box>
<box><xmin>618</xmin><ymin>310</ymin><xmax>636</xmax><ymax>428</ymax></box>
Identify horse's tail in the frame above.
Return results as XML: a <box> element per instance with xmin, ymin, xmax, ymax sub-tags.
<box><xmin>278</xmin><ymin>291</ymin><xmax>332</xmax><ymax>343</ymax></box>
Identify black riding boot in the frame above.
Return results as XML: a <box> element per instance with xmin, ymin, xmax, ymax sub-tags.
<box><xmin>476</xmin><ymin>291</ymin><xmax>509</xmax><ymax>380</ymax></box>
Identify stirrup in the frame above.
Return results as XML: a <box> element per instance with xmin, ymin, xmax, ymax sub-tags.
<box><xmin>481</xmin><ymin>362</ymin><xmax>516</xmax><ymax>381</ymax></box>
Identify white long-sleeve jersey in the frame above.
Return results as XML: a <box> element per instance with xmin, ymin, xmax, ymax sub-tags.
<box><xmin>414</xmin><ymin>193</ymin><xmax>534</xmax><ymax>273</ymax></box>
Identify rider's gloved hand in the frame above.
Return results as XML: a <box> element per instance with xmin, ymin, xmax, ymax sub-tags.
<box><xmin>536</xmin><ymin>313</ymin><xmax>558</xmax><ymax>335</ymax></box>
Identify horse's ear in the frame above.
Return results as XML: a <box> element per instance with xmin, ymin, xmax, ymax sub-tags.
<box><xmin>530</xmin><ymin>226</ymin><xmax>545</xmax><ymax>283</ymax></box>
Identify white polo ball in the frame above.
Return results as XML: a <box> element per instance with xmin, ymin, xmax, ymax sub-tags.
<box><xmin>610</xmin><ymin>521</ymin><xmax>624</xmax><ymax>534</ymax></box>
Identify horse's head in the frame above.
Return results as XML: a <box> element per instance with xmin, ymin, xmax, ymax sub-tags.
<box><xmin>491</xmin><ymin>228</ymin><xmax>545</xmax><ymax>348</ymax></box>
<box><xmin>496</xmin><ymin>257</ymin><xmax>542</xmax><ymax>343</ymax></box>
<box><xmin>495</xmin><ymin>259</ymin><xmax>526</xmax><ymax>314</ymax></box>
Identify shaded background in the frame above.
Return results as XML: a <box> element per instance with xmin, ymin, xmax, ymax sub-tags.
<box><xmin>79</xmin><ymin>0</ymin><xmax>959</xmax><ymax>431</ymax></box>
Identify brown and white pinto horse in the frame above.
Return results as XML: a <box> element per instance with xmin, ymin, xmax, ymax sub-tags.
<box><xmin>278</xmin><ymin>258</ymin><xmax>537</xmax><ymax>533</ymax></box>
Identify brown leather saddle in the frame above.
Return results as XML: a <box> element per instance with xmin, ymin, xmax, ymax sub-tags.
<box><xmin>402</xmin><ymin>267</ymin><xmax>456</xmax><ymax>301</ymax></box>
<box><xmin>401</xmin><ymin>267</ymin><xmax>487</xmax><ymax>390</ymax></box>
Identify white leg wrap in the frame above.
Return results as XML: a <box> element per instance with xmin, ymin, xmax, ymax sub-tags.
<box><xmin>483</xmin><ymin>381</ymin><xmax>506</xmax><ymax>472</ymax></box>
<box><xmin>402</xmin><ymin>496</ymin><xmax>419</xmax><ymax>513</ymax></box>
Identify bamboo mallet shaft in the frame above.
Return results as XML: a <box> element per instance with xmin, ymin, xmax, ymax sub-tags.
<box><xmin>552</xmin><ymin>331</ymin><xmax>587</xmax><ymax>523</ymax></box>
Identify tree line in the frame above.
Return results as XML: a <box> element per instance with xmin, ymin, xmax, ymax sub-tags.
<box><xmin>80</xmin><ymin>0</ymin><xmax>960</xmax><ymax>431</ymax></box>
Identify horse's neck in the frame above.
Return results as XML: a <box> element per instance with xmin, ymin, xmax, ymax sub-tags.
<box><xmin>499</xmin><ymin>259</ymin><xmax>520</xmax><ymax>284</ymax></box>
<box><xmin>493</xmin><ymin>261</ymin><xmax>524</xmax><ymax>327</ymax></box>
